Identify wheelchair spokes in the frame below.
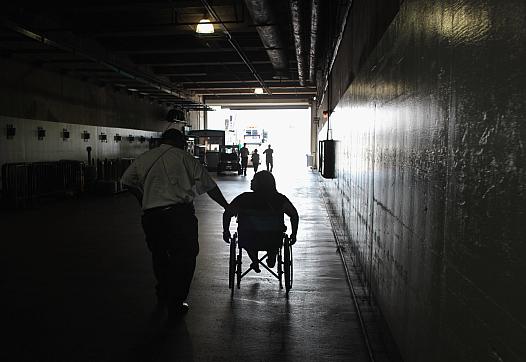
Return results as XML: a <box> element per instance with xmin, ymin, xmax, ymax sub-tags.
<box><xmin>228</xmin><ymin>232</ymin><xmax>293</xmax><ymax>298</ymax></box>
<box><xmin>228</xmin><ymin>233</ymin><xmax>237</xmax><ymax>296</ymax></box>
<box><xmin>284</xmin><ymin>236</ymin><xmax>293</xmax><ymax>297</ymax></box>
<box><xmin>278</xmin><ymin>246</ymin><xmax>283</xmax><ymax>289</ymax></box>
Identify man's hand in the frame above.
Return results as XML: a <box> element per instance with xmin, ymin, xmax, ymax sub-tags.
<box><xmin>223</xmin><ymin>230</ymin><xmax>231</xmax><ymax>243</ymax></box>
<box><xmin>290</xmin><ymin>234</ymin><xmax>297</xmax><ymax>245</ymax></box>
<box><xmin>125</xmin><ymin>186</ymin><xmax>143</xmax><ymax>207</ymax></box>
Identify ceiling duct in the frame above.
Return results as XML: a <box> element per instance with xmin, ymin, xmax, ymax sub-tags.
<box><xmin>243</xmin><ymin>0</ymin><xmax>289</xmax><ymax>77</ymax></box>
<box><xmin>290</xmin><ymin>0</ymin><xmax>307</xmax><ymax>86</ymax></box>
<box><xmin>308</xmin><ymin>0</ymin><xmax>320</xmax><ymax>83</ymax></box>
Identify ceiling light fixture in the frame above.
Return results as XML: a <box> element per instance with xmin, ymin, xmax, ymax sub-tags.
<box><xmin>196</xmin><ymin>19</ymin><xmax>214</xmax><ymax>34</ymax></box>
<box><xmin>254</xmin><ymin>87</ymin><xmax>264</xmax><ymax>94</ymax></box>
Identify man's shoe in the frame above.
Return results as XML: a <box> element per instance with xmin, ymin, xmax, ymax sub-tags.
<box><xmin>169</xmin><ymin>302</ymin><xmax>189</xmax><ymax>316</ymax></box>
<box><xmin>167</xmin><ymin>302</ymin><xmax>189</xmax><ymax>325</ymax></box>
<box><xmin>250</xmin><ymin>262</ymin><xmax>261</xmax><ymax>273</ymax></box>
<box><xmin>180</xmin><ymin>302</ymin><xmax>189</xmax><ymax>314</ymax></box>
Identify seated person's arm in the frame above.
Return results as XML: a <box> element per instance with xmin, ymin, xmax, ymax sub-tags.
<box><xmin>222</xmin><ymin>213</ymin><xmax>232</xmax><ymax>243</ymax></box>
<box><xmin>222</xmin><ymin>198</ymin><xmax>240</xmax><ymax>243</ymax></box>
<box><xmin>283</xmin><ymin>199</ymin><xmax>299</xmax><ymax>244</ymax></box>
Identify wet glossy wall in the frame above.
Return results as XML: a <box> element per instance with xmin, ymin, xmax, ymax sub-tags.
<box><xmin>321</xmin><ymin>0</ymin><xmax>526</xmax><ymax>360</ymax></box>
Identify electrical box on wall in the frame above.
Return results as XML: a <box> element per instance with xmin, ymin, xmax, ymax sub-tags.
<box><xmin>319</xmin><ymin>140</ymin><xmax>336</xmax><ymax>179</ymax></box>
<box><xmin>82</xmin><ymin>131</ymin><xmax>90</xmax><ymax>141</ymax></box>
<box><xmin>37</xmin><ymin>127</ymin><xmax>46</xmax><ymax>140</ymax></box>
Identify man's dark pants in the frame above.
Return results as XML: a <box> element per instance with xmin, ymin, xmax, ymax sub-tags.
<box><xmin>241</xmin><ymin>156</ymin><xmax>248</xmax><ymax>175</ymax></box>
<box><xmin>141</xmin><ymin>204</ymin><xmax>199</xmax><ymax>311</ymax></box>
<box><xmin>266</xmin><ymin>159</ymin><xmax>273</xmax><ymax>172</ymax></box>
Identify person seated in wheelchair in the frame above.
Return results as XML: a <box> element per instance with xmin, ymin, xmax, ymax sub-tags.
<box><xmin>223</xmin><ymin>171</ymin><xmax>299</xmax><ymax>273</ymax></box>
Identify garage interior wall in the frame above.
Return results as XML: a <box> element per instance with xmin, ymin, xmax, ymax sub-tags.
<box><xmin>319</xmin><ymin>0</ymin><xmax>526</xmax><ymax>361</ymax></box>
<box><xmin>0</xmin><ymin>116</ymin><xmax>159</xmax><ymax>165</ymax></box>
<box><xmin>0</xmin><ymin>55</ymin><xmax>168</xmax><ymax>168</ymax></box>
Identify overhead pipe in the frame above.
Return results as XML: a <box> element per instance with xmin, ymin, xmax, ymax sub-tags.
<box><xmin>308</xmin><ymin>0</ymin><xmax>320</xmax><ymax>83</ymax></box>
<box><xmin>200</xmin><ymin>0</ymin><xmax>272</xmax><ymax>95</ymax></box>
<box><xmin>243</xmin><ymin>0</ymin><xmax>288</xmax><ymax>77</ymax></box>
<box><xmin>290</xmin><ymin>0</ymin><xmax>307</xmax><ymax>86</ymax></box>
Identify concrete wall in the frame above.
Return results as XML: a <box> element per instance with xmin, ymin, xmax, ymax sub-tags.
<box><xmin>0</xmin><ymin>115</ymin><xmax>159</xmax><ymax>165</ymax></box>
<box><xmin>320</xmin><ymin>0</ymin><xmax>526</xmax><ymax>360</ymax></box>
<box><xmin>0</xmin><ymin>56</ymin><xmax>170</xmax><ymax>190</ymax></box>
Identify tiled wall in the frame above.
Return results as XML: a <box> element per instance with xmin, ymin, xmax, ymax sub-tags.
<box><xmin>321</xmin><ymin>0</ymin><xmax>526</xmax><ymax>360</ymax></box>
<box><xmin>0</xmin><ymin>115</ymin><xmax>160</xmax><ymax>168</ymax></box>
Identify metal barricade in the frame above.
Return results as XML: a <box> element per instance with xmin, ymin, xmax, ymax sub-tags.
<box><xmin>2</xmin><ymin>163</ymin><xmax>31</xmax><ymax>208</ymax></box>
<box><xmin>94</xmin><ymin>158</ymin><xmax>135</xmax><ymax>194</ymax></box>
<box><xmin>1</xmin><ymin>161</ymin><xmax>85</xmax><ymax>208</ymax></box>
<box><xmin>1</xmin><ymin>158</ymin><xmax>133</xmax><ymax>207</ymax></box>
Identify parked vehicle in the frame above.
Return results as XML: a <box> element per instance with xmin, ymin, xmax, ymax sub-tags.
<box><xmin>217</xmin><ymin>145</ymin><xmax>242</xmax><ymax>176</ymax></box>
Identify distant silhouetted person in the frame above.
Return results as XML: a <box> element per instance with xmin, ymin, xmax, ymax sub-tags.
<box><xmin>263</xmin><ymin>144</ymin><xmax>274</xmax><ymax>172</ymax></box>
<box><xmin>251</xmin><ymin>149</ymin><xmax>260</xmax><ymax>173</ymax></box>
<box><xmin>239</xmin><ymin>143</ymin><xmax>249</xmax><ymax>176</ymax></box>
<box><xmin>121</xmin><ymin>128</ymin><xmax>228</xmax><ymax>323</ymax></box>
<box><xmin>223</xmin><ymin>171</ymin><xmax>298</xmax><ymax>272</ymax></box>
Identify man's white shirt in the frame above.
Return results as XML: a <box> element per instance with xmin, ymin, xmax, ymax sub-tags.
<box><xmin>121</xmin><ymin>144</ymin><xmax>217</xmax><ymax>210</ymax></box>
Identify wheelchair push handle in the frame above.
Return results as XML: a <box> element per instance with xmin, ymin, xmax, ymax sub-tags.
<box><xmin>225</xmin><ymin>231</ymin><xmax>295</xmax><ymax>246</ymax></box>
<box><xmin>285</xmin><ymin>233</ymin><xmax>297</xmax><ymax>246</ymax></box>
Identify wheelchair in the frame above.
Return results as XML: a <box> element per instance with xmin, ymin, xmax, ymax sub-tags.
<box><xmin>228</xmin><ymin>231</ymin><xmax>293</xmax><ymax>298</ymax></box>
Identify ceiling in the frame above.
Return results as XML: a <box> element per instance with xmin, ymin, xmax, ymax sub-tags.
<box><xmin>1</xmin><ymin>1</ymin><xmax>324</xmax><ymax>110</ymax></box>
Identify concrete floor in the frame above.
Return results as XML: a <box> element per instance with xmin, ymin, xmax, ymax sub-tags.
<box><xmin>1</xmin><ymin>168</ymin><xmax>393</xmax><ymax>361</ymax></box>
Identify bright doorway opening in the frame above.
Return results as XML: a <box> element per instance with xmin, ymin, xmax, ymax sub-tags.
<box><xmin>207</xmin><ymin>108</ymin><xmax>311</xmax><ymax>177</ymax></box>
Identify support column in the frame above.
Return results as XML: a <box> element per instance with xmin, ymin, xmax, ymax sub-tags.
<box><xmin>203</xmin><ymin>99</ymin><xmax>208</xmax><ymax>130</ymax></box>
<box><xmin>310</xmin><ymin>100</ymin><xmax>319</xmax><ymax>170</ymax></box>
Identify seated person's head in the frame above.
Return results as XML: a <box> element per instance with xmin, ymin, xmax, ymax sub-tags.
<box><xmin>161</xmin><ymin>128</ymin><xmax>186</xmax><ymax>149</ymax></box>
<box><xmin>251</xmin><ymin>171</ymin><xmax>276</xmax><ymax>194</ymax></box>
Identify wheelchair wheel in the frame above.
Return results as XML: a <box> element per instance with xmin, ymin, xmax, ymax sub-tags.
<box><xmin>229</xmin><ymin>234</ymin><xmax>237</xmax><ymax>294</ymax></box>
<box><xmin>284</xmin><ymin>236</ymin><xmax>293</xmax><ymax>295</ymax></box>
<box><xmin>278</xmin><ymin>247</ymin><xmax>283</xmax><ymax>289</ymax></box>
